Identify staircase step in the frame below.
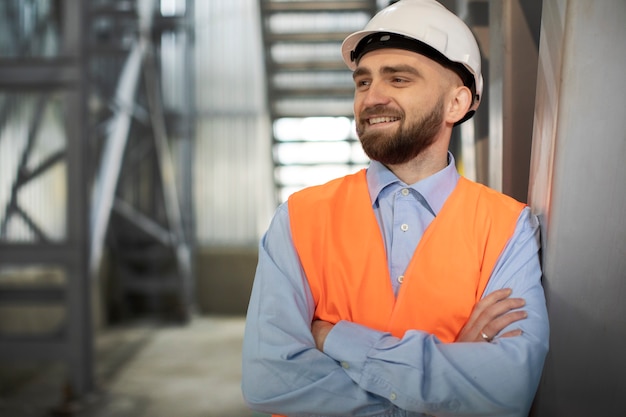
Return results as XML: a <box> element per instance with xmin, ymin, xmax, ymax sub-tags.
<box><xmin>262</xmin><ymin>1</ymin><xmax>374</xmax><ymax>13</ymax></box>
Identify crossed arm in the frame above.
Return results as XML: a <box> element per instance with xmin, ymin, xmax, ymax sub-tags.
<box><xmin>241</xmin><ymin>204</ymin><xmax>549</xmax><ymax>416</ymax></box>
<box><xmin>312</xmin><ymin>287</ymin><xmax>527</xmax><ymax>350</ymax></box>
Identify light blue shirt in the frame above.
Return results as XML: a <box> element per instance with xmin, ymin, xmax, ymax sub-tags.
<box><xmin>242</xmin><ymin>155</ymin><xmax>549</xmax><ymax>417</ymax></box>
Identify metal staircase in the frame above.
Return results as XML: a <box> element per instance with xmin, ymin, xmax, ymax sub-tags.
<box><xmin>259</xmin><ymin>0</ymin><xmax>378</xmax><ymax>201</ymax></box>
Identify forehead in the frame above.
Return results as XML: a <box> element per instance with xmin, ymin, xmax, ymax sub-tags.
<box><xmin>354</xmin><ymin>48</ymin><xmax>446</xmax><ymax>75</ymax></box>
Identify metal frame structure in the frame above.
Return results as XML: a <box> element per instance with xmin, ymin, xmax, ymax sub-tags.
<box><xmin>0</xmin><ymin>0</ymin><xmax>93</xmax><ymax>398</ymax></box>
<box><xmin>0</xmin><ymin>0</ymin><xmax>194</xmax><ymax>402</ymax></box>
<box><xmin>88</xmin><ymin>0</ymin><xmax>193</xmax><ymax>323</ymax></box>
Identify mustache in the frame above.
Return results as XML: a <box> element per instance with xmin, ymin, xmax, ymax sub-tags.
<box><xmin>358</xmin><ymin>105</ymin><xmax>404</xmax><ymax>120</ymax></box>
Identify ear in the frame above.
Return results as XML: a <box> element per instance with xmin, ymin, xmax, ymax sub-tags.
<box><xmin>445</xmin><ymin>85</ymin><xmax>472</xmax><ymax>125</ymax></box>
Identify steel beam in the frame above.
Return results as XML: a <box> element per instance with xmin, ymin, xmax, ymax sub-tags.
<box><xmin>89</xmin><ymin>39</ymin><xmax>146</xmax><ymax>276</ymax></box>
<box><xmin>0</xmin><ymin>0</ymin><xmax>94</xmax><ymax>398</ymax></box>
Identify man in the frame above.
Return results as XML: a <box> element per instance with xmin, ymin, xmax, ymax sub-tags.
<box><xmin>241</xmin><ymin>1</ymin><xmax>549</xmax><ymax>416</ymax></box>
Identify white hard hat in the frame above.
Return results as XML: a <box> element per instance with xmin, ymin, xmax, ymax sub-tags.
<box><xmin>342</xmin><ymin>0</ymin><xmax>483</xmax><ymax>123</ymax></box>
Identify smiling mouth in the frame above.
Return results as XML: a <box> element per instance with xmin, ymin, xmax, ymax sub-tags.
<box><xmin>368</xmin><ymin>116</ymin><xmax>400</xmax><ymax>125</ymax></box>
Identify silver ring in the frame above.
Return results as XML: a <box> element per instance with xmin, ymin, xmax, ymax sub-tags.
<box><xmin>481</xmin><ymin>331</ymin><xmax>493</xmax><ymax>342</ymax></box>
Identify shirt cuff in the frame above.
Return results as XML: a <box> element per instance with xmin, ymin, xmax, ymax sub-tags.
<box><xmin>324</xmin><ymin>320</ymin><xmax>387</xmax><ymax>382</ymax></box>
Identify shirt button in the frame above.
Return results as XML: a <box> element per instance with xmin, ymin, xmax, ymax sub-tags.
<box><xmin>397</xmin><ymin>275</ymin><xmax>404</xmax><ymax>284</ymax></box>
<box><xmin>390</xmin><ymin>392</ymin><xmax>397</xmax><ymax>401</ymax></box>
<box><xmin>401</xmin><ymin>188</ymin><xmax>410</xmax><ymax>196</ymax></box>
<box><xmin>400</xmin><ymin>223</ymin><xmax>409</xmax><ymax>232</ymax></box>
<box><xmin>340</xmin><ymin>361</ymin><xmax>350</xmax><ymax>369</ymax></box>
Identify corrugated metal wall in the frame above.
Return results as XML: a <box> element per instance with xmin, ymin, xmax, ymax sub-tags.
<box><xmin>194</xmin><ymin>0</ymin><xmax>274</xmax><ymax>246</ymax></box>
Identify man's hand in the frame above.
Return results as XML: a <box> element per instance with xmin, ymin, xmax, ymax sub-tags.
<box><xmin>455</xmin><ymin>288</ymin><xmax>527</xmax><ymax>343</ymax></box>
<box><xmin>311</xmin><ymin>320</ymin><xmax>334</xmax><ymax>351</ymax></box>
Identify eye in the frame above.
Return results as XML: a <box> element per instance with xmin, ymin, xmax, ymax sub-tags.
<box><xmin>354</xmin><ymin>79</ymin><xmax>371</xmax><ymax>89</ymax></box>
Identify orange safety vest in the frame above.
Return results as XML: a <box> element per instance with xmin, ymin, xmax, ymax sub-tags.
<box><xmin>271</xmin><ymin>171</ymin><xmax>524</xmax><ymax>417</ymax></box>
<box><xmin>288</xmin><ymin>170</ymin><xmax>525</xmax><ymax>343</ymax></box>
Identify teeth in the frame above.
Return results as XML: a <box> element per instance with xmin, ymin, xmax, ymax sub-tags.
<box><xmin>369</xmin><ymin>116</ymin><xmax>399</xmax><ymax>125</ymax></box>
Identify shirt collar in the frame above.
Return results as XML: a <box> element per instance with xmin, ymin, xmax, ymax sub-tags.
<box><xmin>366</xmin><ymin>152</ymin><xmax>460</xmax><ymax>216</ymax></box>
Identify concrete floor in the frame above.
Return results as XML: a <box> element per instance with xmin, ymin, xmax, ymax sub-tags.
<box><xmin>0</xmin><ymin>316</ymin><xmax>269</xmax><ymax>417</ymax></box>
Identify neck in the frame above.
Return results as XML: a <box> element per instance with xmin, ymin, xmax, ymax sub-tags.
<box><xmin>386</xmin><ymin>139</ymin><xmax>450</xmax><ymax>185</ymax></box>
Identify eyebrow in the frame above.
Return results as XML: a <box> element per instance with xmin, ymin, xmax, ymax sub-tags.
<box><xmin>352</xmin><ymin>67</ymin><xmax>371</xmax><ymax>80</ymax></box>
<box><xmin>353</xmin><ymin>64</ymin><xmax>422</xmax><ymax>80</ymax></box>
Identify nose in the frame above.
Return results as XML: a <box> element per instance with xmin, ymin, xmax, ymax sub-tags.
<box><xmin>358</xmin><ymin>80</ymin><xmax>391</xmax><ymax>109</ymax></box>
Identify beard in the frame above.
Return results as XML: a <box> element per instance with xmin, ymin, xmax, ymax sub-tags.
<box><xmin>356</xmin><ymin>98</ymin><xmax>444</xmax><ymax>165</ymax></box>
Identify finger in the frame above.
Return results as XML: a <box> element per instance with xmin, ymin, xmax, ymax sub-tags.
<box><xmin>499</xmin><ymin>329</ymin><xmax>523</xmax><ymax>338</ymax></box>
<box><xmin>484</xmin><ymin>298</ymin><xmax>526</xmax><ymax>320</ymax></box>
<box><xmin>470</xmin><ymin>289</ymin><xmax>522</xmax><ymax>323</ymax></box>
<box><xmin>483</xmin><ymin>288</ymin><xmax>513</xmax><ymax>303</ymax></box>
<box><xmin>456</xmin><ymin>289</ymin><xmax>526</xmax><ymax>343</ymax></box>
<box><xmin>482</xmin><ymin>310</ymin><xmax>527</xmax><ymax>340</ymax></box>
<box><xmin>470</xmin><ymin>298</ymin><xmax>526</xmax><ymax>336</ymax></box>
<box><xmin>480</xmin><ymin>329</ymin><xmax>523</xmax><ymax>342</ymax></box>
<box><xmin>462</xmin><ymin>289</ymin><xmax>514</xmax><ymax>332</ymax></box>
<box><xmin>471</xmin><ymin>288</ymin><xmax>513</xmax><ymax>315</ymax></box>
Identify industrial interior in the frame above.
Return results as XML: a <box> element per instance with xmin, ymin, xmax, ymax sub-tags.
<box><xmin>0</xmin><ymin>0</ymin><xmax>624</xmax><ymax>416</ymax></box>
